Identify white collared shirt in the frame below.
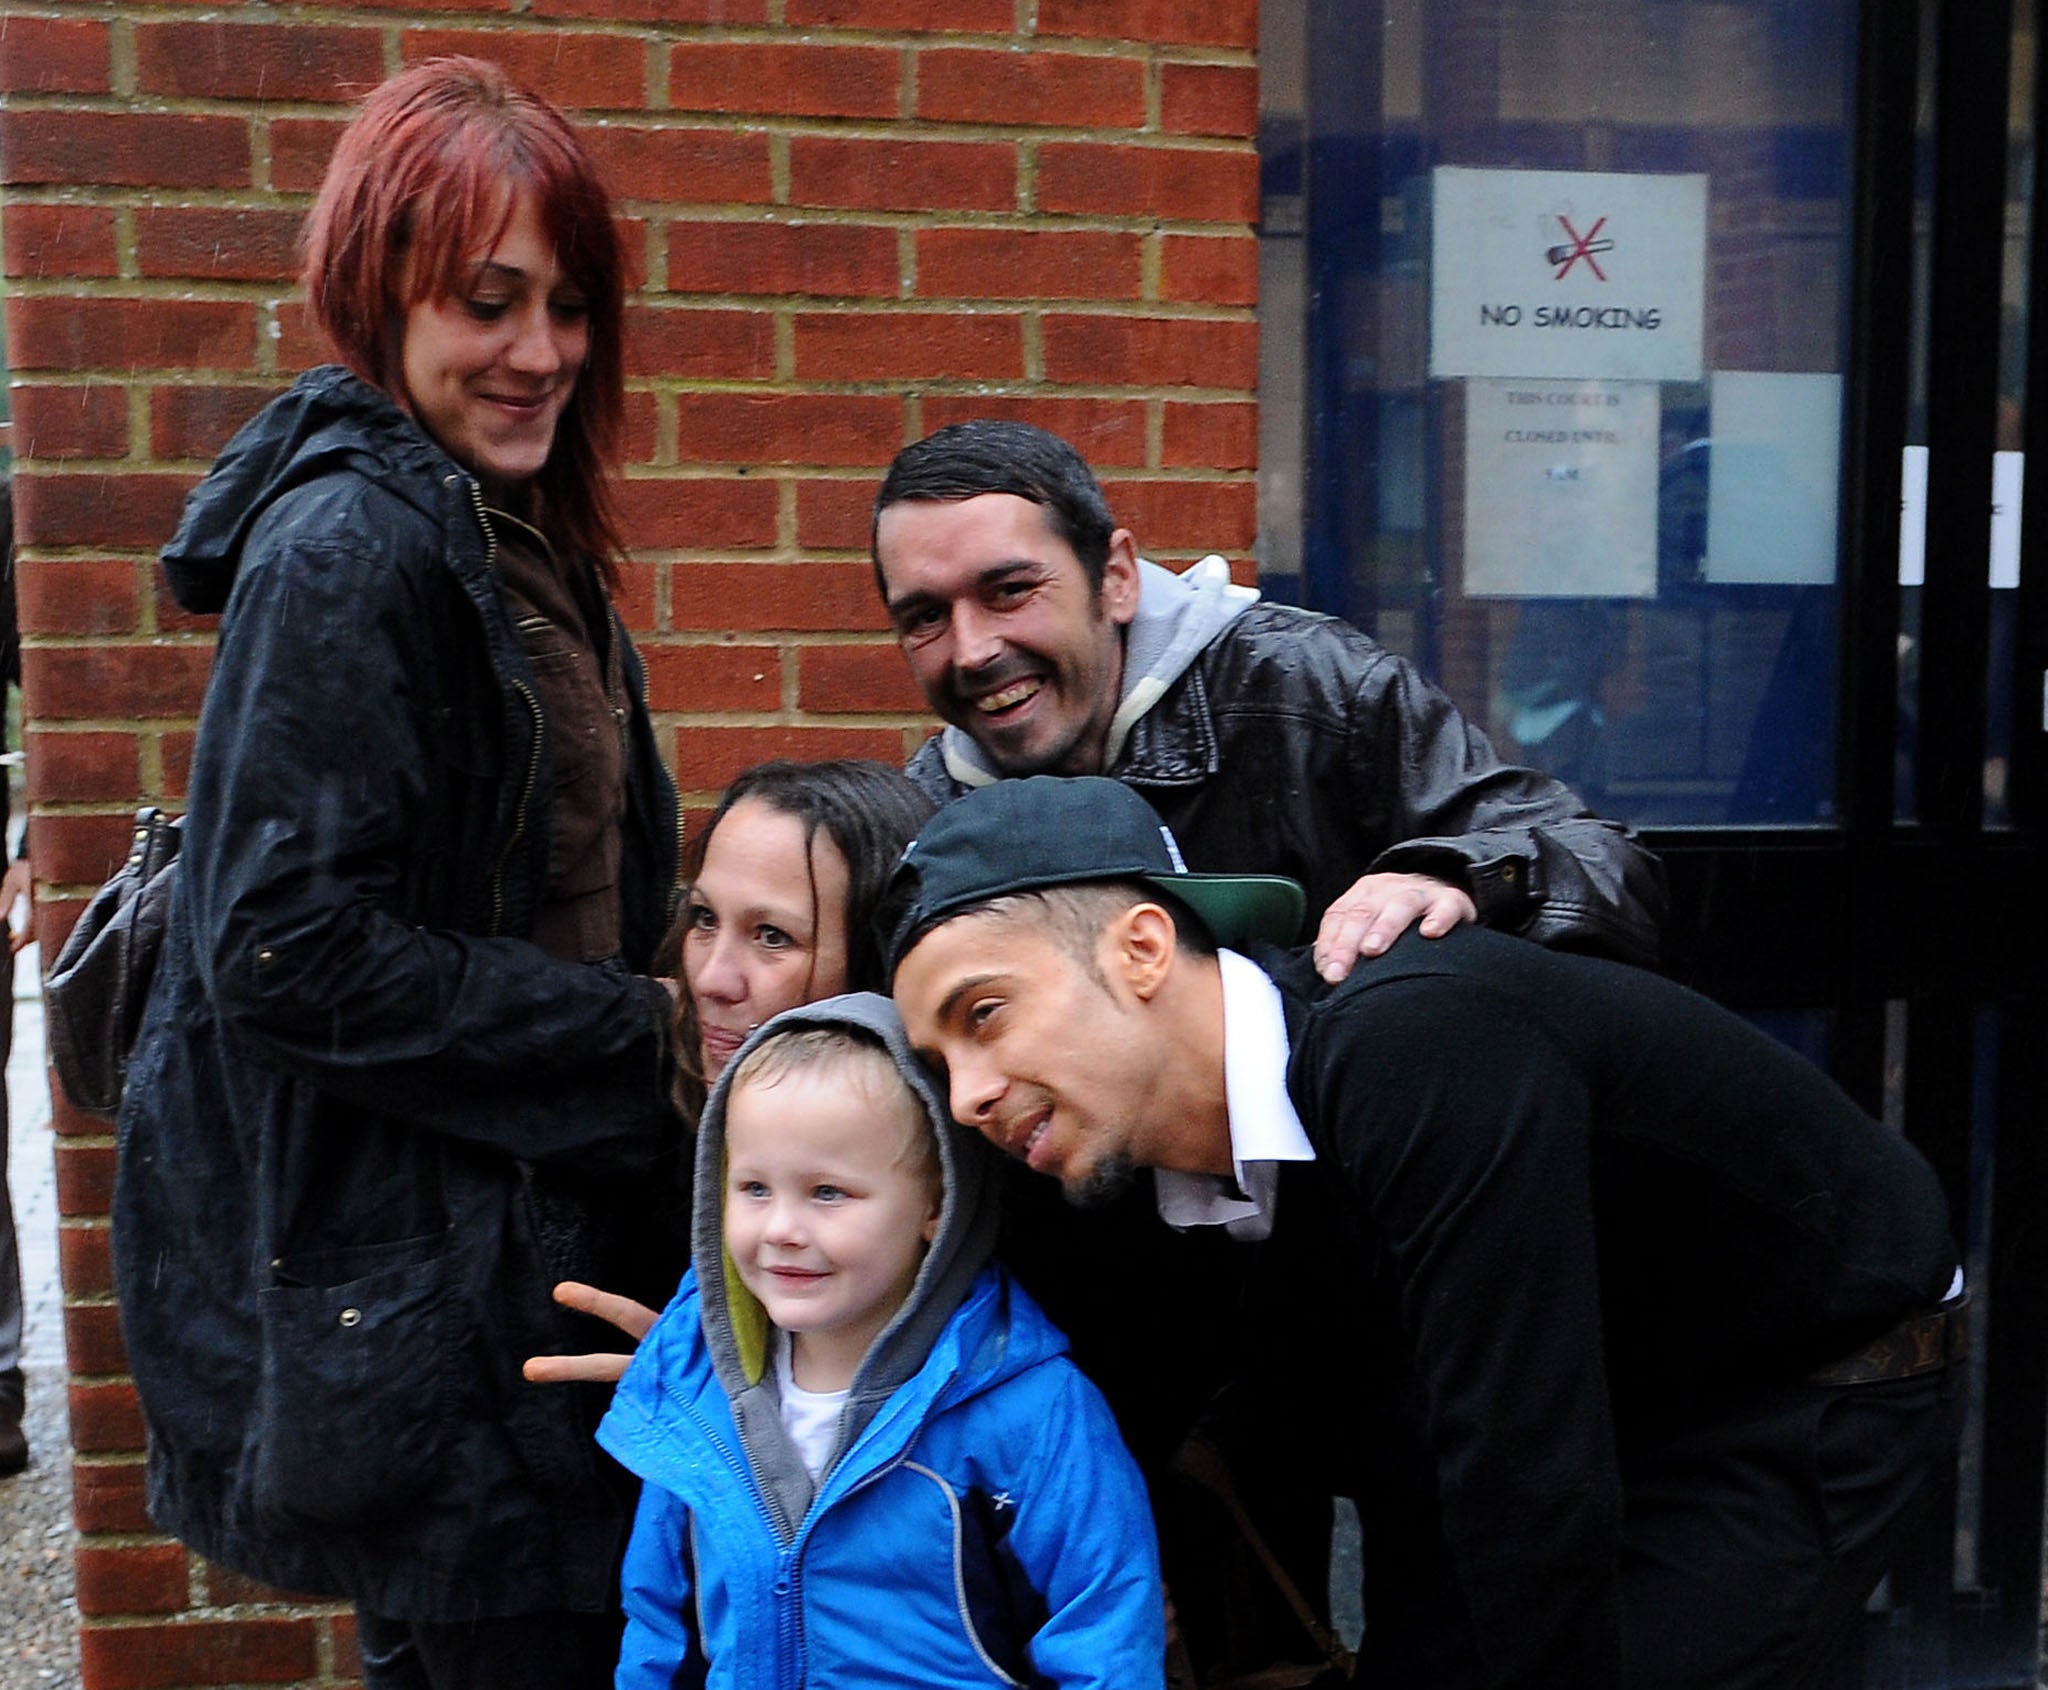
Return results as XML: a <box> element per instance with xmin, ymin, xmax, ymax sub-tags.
<box><xmin>1154</xmin><ymin>949</ymin><xmax>1315</xmax><ymax>1241</ymax></box>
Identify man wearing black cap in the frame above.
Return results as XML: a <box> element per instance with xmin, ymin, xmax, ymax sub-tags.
<box><xmin>884</xmin><ymin>776</ymin><xmax>1961</xmax><ymax>1690</ymax></box>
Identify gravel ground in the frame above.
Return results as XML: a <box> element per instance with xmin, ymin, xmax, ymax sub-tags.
<box><xmin>0</xmin><ymin>1361</ymin><xmax>77</xmax><ymax>1688</ymax></box>
<box><xmin>0</xmin><ymin>967</ymin><xmax>81</xmax><ymax>1689</ymax></box>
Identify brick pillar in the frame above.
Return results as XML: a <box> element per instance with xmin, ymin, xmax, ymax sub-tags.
<box><xmin>0</xmin><ymin>4</ymin><xmax>1258</xmax><ymax>1685</ymax></box>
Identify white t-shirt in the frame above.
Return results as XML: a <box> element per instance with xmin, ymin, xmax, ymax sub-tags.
<box><xmin>774</xmin><ymin>1329</ymin><xmax>849</xmax><ymax>1482</ymax></box>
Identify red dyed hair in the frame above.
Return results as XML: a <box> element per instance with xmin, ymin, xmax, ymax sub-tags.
<box><xmin>302</xmin><ymin>57</ymin><xmax>627</xmax><ymax>578</ymax></box>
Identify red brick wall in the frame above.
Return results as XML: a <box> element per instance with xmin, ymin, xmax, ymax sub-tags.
<box><xmin>2</xmin><ymin>4</ymin><xmax>1258</xmax><ymax>1683</ymax></box>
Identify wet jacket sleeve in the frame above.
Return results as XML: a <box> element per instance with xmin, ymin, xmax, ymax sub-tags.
<box><xmin>617</xmin><ymin>1483</ymin><xmax>705</xmax><ymax>1690</ymax></box>
<box><xmin>1013</xmin><ymin>1366</ymin><xmax>1168</xmax><ymax>1689</ymax></box>
<box><xmin>184</xmin><ymin>516</ymin><xmax>673</xmax><ymax>1174</ymax></box>
<box><xmin>1297</xmin><ymin>970</ymin><xmax>1624</xmax><ymax>1688</ymax></box>
<box><xmin>1350</xmin><ymin>653</ymin><xmax>1666</xmax><ymax>967</ymax></box>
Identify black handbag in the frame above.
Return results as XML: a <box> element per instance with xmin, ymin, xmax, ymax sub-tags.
<box><xmin>45</xmin><ymin>806</ymin><xmax>183</xmax><ymax>1119</ymax></box>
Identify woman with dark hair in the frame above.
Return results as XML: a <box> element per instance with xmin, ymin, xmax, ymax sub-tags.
<box><xmin>657</xmin><ymin>758</ymin><xmax>935</xmax><ymax>1121</ymax></box>
<box><xmin>529</xmin><ymin>758</ymin><xmax>935</xmax><ymax>1383</ymax></box>
<box><xmin>114</xmin><ymin>60</ymin><xmax>682</xmax><ymax>1689</ymax></box>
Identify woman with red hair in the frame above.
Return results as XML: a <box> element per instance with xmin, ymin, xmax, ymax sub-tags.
<box><xmin>113</xmin><ymin>60</ymin><xmax>683</xmax><ymax>1689</ymax></box>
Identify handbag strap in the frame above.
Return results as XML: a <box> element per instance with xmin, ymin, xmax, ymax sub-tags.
<box><xmin>1172</xmin><ymin>1434</ymin><xmax>1357</xmax><ymax>1684</ymax></box>
<box><xmin>132</xmin><ymin>806</ymin><xmax>181</xmax><ymax>876</ymax></box>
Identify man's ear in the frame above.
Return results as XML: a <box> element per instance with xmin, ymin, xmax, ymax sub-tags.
<box><xmin>1101</xmin><ymin>529</ymin><xmax>1141</xmax><ymax>627</ymax></box>
<box><xmin>1106</xmin><ymin>900</ymin><xmax>1180</xmax><ymax>1002</ymax></box>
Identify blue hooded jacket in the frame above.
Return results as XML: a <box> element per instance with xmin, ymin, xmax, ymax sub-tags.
<box><xmin>599</xmin><ymin>994</ymin><xmax>1163</xmax><ymax>1689</ymax></box>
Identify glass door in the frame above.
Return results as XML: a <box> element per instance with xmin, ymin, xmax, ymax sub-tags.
<box><xmin>1259</xmin><ymin>2</ymin><xmax>2048</xmax><ymax>1682</ymax></box>
<box><xmin>1262</xmin><ymin>0</ymin><xmax>1860</xmax><ymax>826</ymax></box>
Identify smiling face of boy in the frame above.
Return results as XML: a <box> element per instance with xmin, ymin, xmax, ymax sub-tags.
<box><xmin>722</xmin><ymin>1049</ymin><xmax>941</xmax><ymax>1393</ymax></box>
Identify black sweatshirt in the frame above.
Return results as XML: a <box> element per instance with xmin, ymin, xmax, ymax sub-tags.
<box><xmin>1246</xmin><ymin>928</ymin><xmax>1955</xmax><ymax>1687</ymax></box>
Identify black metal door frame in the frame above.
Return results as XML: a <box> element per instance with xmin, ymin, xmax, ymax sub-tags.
<box><xmin>1276</xmin><ymin>0</ymin><xmax>2048</xmax><ymax>1679</ymax></box>
<box><xmin>1651</xmin><ymin>3</ymin><xmax>2046</xmax><ymax>1680</ymax></box>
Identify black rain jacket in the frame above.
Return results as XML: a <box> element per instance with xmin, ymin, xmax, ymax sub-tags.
<box><xmin>113</xmin><ymin>366</ymin><xmax>684</xmax><ymax>1620</ymax></box>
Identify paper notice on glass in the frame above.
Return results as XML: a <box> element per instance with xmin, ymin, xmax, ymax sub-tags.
<box><xmin>1431</xmin><ymin>167</ymin><xmax>1706</xmax><ymax>382</ymax></box>
<box><xmin>1991</xmin><ymin>451</ymin><xmax>2021</xmax><ymax>588</ymax></box>
<box><xmin>1898</xmin><ymin>445</ymin><xmax>1928</xmax><ymax>587</ymax></box>
<box><xmin>1701</xmin><ymin>371</ymin><xmax>1841</xmax><ymax>585</ymax></box>
<box><xmin>1462</xmin><ymin>379</ymin><xmax>1658</xmax><ymax>598</ymax></box>
<box><xmin>1897</xmin><ymin>447</ymin><xmax>2022</xmax><ymax>587</ymax></box>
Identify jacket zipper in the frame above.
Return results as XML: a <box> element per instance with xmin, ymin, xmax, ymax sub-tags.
<box><xmin>679</xmin><ymin>1392</ymin><xmax>794</xmax><ymax>1541</ymax></box>
<box><xmin>605</xmin><ymin>594</ymin><xmax>684</xmax><ymax>920</ymax></box>
<box><xmin>493</xmin><ymin>687</ymin><xmax>543</xmax><ymax>937</ymax></box>
<box><xmin>662</xmin><ymin>1369</ymin><xmax>965</xmax><ymax>1681</ymax></box>
<box><xmin>672</xmin><ymin>1393</ymin><xmax>806</xmax><ymax>1675</ymax></box>
<box><xmin>456</xmin><ymin>476</ymin><xmax>545</xmax><ymax>937</ymax></box>
<box><xmin>768</xmin><ymin>1438</ymin><xmax>964</xmax><ymax>1681</ymax></box>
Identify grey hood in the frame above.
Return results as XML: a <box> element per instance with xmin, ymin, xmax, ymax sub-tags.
<box><xmin>938</xmin><ymin>555</ymin><xmax>1258</xmax><ymax>789</ymax></box>
<box><xmin>690</xmin><ymin>991</ymin><xmax>999</xmax><ymax>1533</ymax></box>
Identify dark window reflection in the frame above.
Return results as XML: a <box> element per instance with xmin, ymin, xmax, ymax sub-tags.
<box><xmin>1260</xmin><ymin>0</ymin><xmax>1858</xmax><ymax>828</ymax></box>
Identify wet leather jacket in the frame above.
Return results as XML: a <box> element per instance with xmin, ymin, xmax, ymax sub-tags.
<box><xmin>909</xmin><ymin>602</ymin><xmax>1665</xmax><ymax>965</ymax></box>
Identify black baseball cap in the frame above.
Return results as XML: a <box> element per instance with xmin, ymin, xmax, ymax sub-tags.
<box><xmin>878</xmin><ymin>776</ymin><xmax>1306</xmax><ymax>977</ymax></box>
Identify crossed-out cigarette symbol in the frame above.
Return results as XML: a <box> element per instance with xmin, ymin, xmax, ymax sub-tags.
<box><xmin>1547</xmin><ymin>215</ymin><xmax>1612</xmax><ymax>280</ymax></box>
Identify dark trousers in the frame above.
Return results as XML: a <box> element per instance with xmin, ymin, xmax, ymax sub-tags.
<box><xmin>1614</xmin><ymin>1370</ymin><xmax>1953</xmax><ymax>1690</ymax></box>
<box><xmin>353</xmin><ymin>1605</ymin><xmax>622</xmax><ymax>1690</ymax></box>
<box><xmin>1344</xmin><ymin>1369</ymin><xmax>1952</xmax><ymax>1689</ymax></box>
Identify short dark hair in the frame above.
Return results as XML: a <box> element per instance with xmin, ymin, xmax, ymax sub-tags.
<box><xmin>871</xmin><ymin>420</ymin><xmax>1117</xmax><ymax>593</ymax></box>
<box><xmin>924</xmin><ymin>880</ymin><xmax>1218</xmax><ymax>989</ymax></box>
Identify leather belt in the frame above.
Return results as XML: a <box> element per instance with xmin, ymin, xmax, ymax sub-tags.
<box><xmin>1806</xmin><ymin>1292</ymin><xmax>1969</xmax><ymax>1388</ymax></box>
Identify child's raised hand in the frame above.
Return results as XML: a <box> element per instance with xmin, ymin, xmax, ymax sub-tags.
<box><xmin>522</xmin><ymin>1281</ymin><xmax>660</xmax><ymax>1385</ymax></box>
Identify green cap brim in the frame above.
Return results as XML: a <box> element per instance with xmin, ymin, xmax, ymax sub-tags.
<box><xmin>1142</xmin><ymin>872</ymin><xmax>1306</xmax><ymax>952</ymax></box>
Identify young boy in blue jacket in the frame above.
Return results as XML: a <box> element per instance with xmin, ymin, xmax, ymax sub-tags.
<box><xmin>600</xmin><ymin>992</ymin><xmax>1165</xmax><ymax>1690</ymax></box>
